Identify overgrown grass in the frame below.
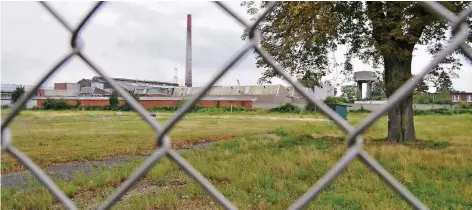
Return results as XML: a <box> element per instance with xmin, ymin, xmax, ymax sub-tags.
<box><xmin>1</xmin><ymin>110</ymin><xmax>472</xmax><ymax>209</ymax></box>
<box><xmin>2</xmin><ymin>116</ymin><xmax>472</xmax><ymax>209</ymax></box>
<box><xmin>0</xmin><ymin>110</ymin><xmax>332</xmax><ymax>172</ymax></box>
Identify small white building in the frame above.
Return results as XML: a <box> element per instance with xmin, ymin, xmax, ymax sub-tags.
<box><xmin>1</xmin><ymin>84</ymin><xmax>43</xmax><ymax>108</ymax></box>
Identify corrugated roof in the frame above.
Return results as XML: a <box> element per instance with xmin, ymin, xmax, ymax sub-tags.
<box><xmin>35</xmin><ymin>96</ymin><xmax>257</xmax><ymax>102</ymax></box>
<box><xmin>80</xmin><ymin>87</ymin><xmax>95</xmax><ymax>94</ymax></box>
<box><xmin>170</xmin><ymin>85</ymin><xmax>288</xmax><ymax>97</ymax></box>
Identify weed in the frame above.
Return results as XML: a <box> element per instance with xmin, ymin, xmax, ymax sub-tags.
<box><xmin>1</xmin><ymin>112</ymin><xmax>472</xmax><ymax>209</ymax></box>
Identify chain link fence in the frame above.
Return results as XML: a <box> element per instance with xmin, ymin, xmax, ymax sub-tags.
<box><xmin>1</xmin><ymin>1</ymin><xmax>471</xmax><ymax>209</ymax></box>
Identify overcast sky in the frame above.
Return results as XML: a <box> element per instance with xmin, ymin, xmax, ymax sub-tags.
<box><xmin>1</xmin><ymin>1</ymin><xmax>471</xmax><ymax>92</ymax></box>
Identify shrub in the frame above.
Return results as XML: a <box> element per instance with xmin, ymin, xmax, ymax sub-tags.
<box><xmin>413</xmin><ymin>93</ymin><xmax>432</xmax><ymax>104</ymax></box>
<box><xmin>148</xmin><ymin>106</ymin><xmax>178</xmax><ymax>112</ymax></box>
<box><xmin>109</xmin><ymin>91</ymin><xmax>119</xmax><ymax>109</ymax></box>
<box><xmin>305</xmin><ymin>102</ymin><xmax>318</xmax><ymax>112</ymax></box>
<box><xmin>457</xmin><ymin>100</ymin><xmax>471</xmax><ymax>109</ymax></box>
<box><xmin>324</xmin><ymin>96</ymin><xmax>345</xmax><ymax>105</ymax></box>
<box><xmin>75</xmin><ymin>100</ymin><xmax>82</xmax><ymax>108</ymax></box>
<box><xmin>42</xmin><ymin>98</ymin><xmax>73</xmax><ymax>110</ymax></box>
<box><xmin>414</xmin><ymin>108</ymin><xmax>472</xmax><ymax>115</ymax></box>
<box><xmin>269</xmin><ymin>103</ymin><xmax>301</xmax><ymax>113</ymax></box>
<box><xmin>127</xmin><ymin>92</ymin><xmax>140</xmax><ymax>109</ymax></box>
<box><xmin>11</xmin><ymin>86</ymin><xmax>25</xmax><ymax>104</ymax></box>
<box><xmin>82</xmin><ymin>105</ymin><xmax>108</xmax><ymax>111</ymax></box>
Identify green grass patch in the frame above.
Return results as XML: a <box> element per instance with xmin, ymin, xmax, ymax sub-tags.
<box><xmin>1</xmin><ymin>111</ymin><xmax>472</xmax><ymax>209</ymax></box>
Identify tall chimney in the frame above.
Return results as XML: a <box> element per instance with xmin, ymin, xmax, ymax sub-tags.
<box><xmin>185</xmin><ymin>14</ymin><xmax>192</xmax><ymax>87</ymax></box>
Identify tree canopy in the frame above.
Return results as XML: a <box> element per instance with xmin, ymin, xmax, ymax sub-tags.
<box><xmin>241</xmin><ymin>1</ymin><xmax>471</xmax><ymax>86</ymax></box>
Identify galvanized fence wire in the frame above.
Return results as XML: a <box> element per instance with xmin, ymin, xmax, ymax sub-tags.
<box><xmin>0</xmin><ymin>1</ymin><xmax>470</xmax><ymax>209</ymax></box>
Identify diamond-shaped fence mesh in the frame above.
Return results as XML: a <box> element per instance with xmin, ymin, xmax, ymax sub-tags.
<box><xmin>1</xmin><ymin>1</ymin><xmax>471</xmax><ymax>210</ymax></box>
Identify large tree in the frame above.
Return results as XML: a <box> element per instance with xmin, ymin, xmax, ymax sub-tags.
<box><xmin>241</xmin><ymin>1</ymin><xmax>471</xmax><ymax>143</ymax></box>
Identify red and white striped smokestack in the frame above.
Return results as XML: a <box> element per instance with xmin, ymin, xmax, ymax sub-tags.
<box><xmin>185</xmin><ymin>14</ymin><xmax>192</xmax><ymax>87</ymax></box>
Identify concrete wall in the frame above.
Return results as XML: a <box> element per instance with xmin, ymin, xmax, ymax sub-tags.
<box><xmin>2</xmin><ymin>99</ymin><xmax>37</xmax><ymax>108</ymax></box>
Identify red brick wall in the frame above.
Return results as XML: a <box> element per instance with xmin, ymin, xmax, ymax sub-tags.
<box><xmin>140</xmin><ymin>100</ymin><xmax>178</xmax><ymax>107</ymax></box>
<box><xmin>198</xmin><ymin>101</ymin><xmax>217</xmax><ymax>107</ymax></box>
<box><xmin>36</xmin><ymin>99</ymin><xmax>253</xmax><ymax>108</ymax></box>
<box><xmin>54</xmin><ymin>83</ymin><xmax>67</xmax><ymax>90</ymax></box>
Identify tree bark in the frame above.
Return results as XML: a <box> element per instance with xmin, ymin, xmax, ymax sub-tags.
<box><xmin>384</xmin><ymin>57</ymin><xmax>417</xmax><ymax>143</ymax></box>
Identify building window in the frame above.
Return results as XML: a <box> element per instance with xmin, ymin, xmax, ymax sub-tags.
<box><xmin>452</xmin><ymin>95</ymin><xmax>460</xmax><ymax>102</ymax></box>
<box><xmin>468</xmin><ymin>95</ymin><xmax>472</xmax><ymax>102</ymax></box>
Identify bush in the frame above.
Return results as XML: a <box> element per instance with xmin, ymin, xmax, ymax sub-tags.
<box><xmin>82</xmin><ymin>105</ymin><xmax>109</xmax><ymax>111</ymax></box>
<box><xmin>75</xmin><ymin>100</ymin><xmax>81</xmax><ymax>108</ymax></box>
<box><xmin>413</xmin><ymin>93</ymin><xmax>452</xmax><ymax>105</ymax></box>
<box><xmin>305</xmin><ymin>102</ymin><xmax>318</xmax><ymax>112</ymax></box>
<box><xmin>148</xmin><ymin>106</ymin><xmax>178</xmax><ymax>112</ymax></box>
<box><xmin>42</xmin><ymin>98</ymin><xmax>73</xmax><ymax>110</ymax></box>
<box><xmin>11</xmin><ymin>86</ymin><xmax>25</xmax><ymax>104</ymax></box>
<box><xmin>269</xmin><ymin>103</ymin><xmax>301</xmax><ymax>113</ymax></box>
<box><xmin>414</xmin><ymin>108</ymin><xmax>472</xmax><ymax>115</ymax></box>
<box><xmin>414</xmin><ymin>94</ymin><xmax>432</xmax><ymax>104</ymax></box>
<box><xmin>109</xmin><ymin>91</ymin><xmax>119</xmax><ymax>109</ymax></box>
<box><xmin>324</xmin><ymin>96</ymin><xmax>345</xmax><ymax>105</ymax></box>
<box><xmin>457</xmin><ymin>100</ymin><xmax>471</xmax><ymax>109</ymax></box>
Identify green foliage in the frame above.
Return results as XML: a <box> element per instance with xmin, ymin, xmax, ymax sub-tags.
<box><xmin>457</xmin><ymin>100</ymin><xmax>471</xmax><ymax>109</ymax></box>
<box><xmin>324</xmin><ymin>96</ymin><xmax>345</xmax><ymax>105</ymax></box>
<box><xmin>434</xmin><ymin>71</ymin><xmax>454</xmax><ymax>93</ymax></box>
<box><xmin>241</xmin><ymin>1</ymin><xmax>469</xmax><ymax>85</ymax></box>
<box><xmin>11</xmin><ymin>86</ymin><xmax>25</xmax><ymax>104</ymax></box>
<box><xmin>414</xmin><ymin>108</ymin><xmax>472</xmax><ymax>116</ymax></box>
<box><xmin>108</xmin><ymin>91</ymin><xmax>119</xmax><ymax>108</ymax></box>
<box><xmin>415</xmin><ymin>80</ymin><xmax>429</xmax><ymax>94</ymax></box>
<box><xmin>75</xmin><ymin>100</ymin><xmax>81</xmax><ymax>108</ymax></box>
<box><xmin>148</xmin><ymin>105</ymin><xmax>256</xmax><ymax>113</ymax></box>
<box><xmin>305</xmin><ymin>102</ymin><xmax>318</xmax><ymax>112</ymax></box>
<box><xmin>81</xmin><ymin>106</ymin><xmax>110</xmax><ymax>111</ymax></box>
<box><xmin>413</xmin><ymin>92</ymin><xmax>452</xmax><ymax>105</ymax></box>
<box><xmin>269</xmin><ymin>103</ymin><xmax>301</xmax><ymax>113</ymax></box>
<box><xmin>413</xmin><ymin>93</ymin><xmax>432</xmax><ymax>104</ymax></box>
<box><xmin>340</xmin><ymin>85</ymin><xmax>357</xmax><ymax>103</ymax></box>
<box><xmin>371</xmin><ymin>80</ymin><xmax>387</xmax><ymax>101</ymax></box>
<box><xmin>350</xmin><ymin>107</ymin><xmax>372</xmax><ymax>113</ymax></box>
<box><xmin>122</xmin><ymin>91</ymin><xmax>140</xmax><ymax>110</ymax></box>
<box><xmin>42</xmin><ymin>98</ymin><xmax>73</xmax><ymax>110</ymax></box>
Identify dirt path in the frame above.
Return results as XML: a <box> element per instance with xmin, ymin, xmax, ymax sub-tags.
<box><xmin>1</xmin><ymin>142</ymin><xmax>214</xmax><ymax>188</ymax></box>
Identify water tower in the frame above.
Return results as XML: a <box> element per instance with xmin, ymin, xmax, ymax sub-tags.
<box><xmin>354</xmin><ymin>71</ymin><xmax>376</xmax><ymax>100</ymax></box>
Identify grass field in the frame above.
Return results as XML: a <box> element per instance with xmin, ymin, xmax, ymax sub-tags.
<box><xmin>1</xmin><ymin>110</ymin><xmax>472</xmax><ymax>209</ymax></box>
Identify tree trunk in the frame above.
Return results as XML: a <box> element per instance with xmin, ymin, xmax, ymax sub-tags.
<box><xmin>383</xmin><ymin>57</ymin><xmax>417</xmax><ymax>143</ymax></box>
